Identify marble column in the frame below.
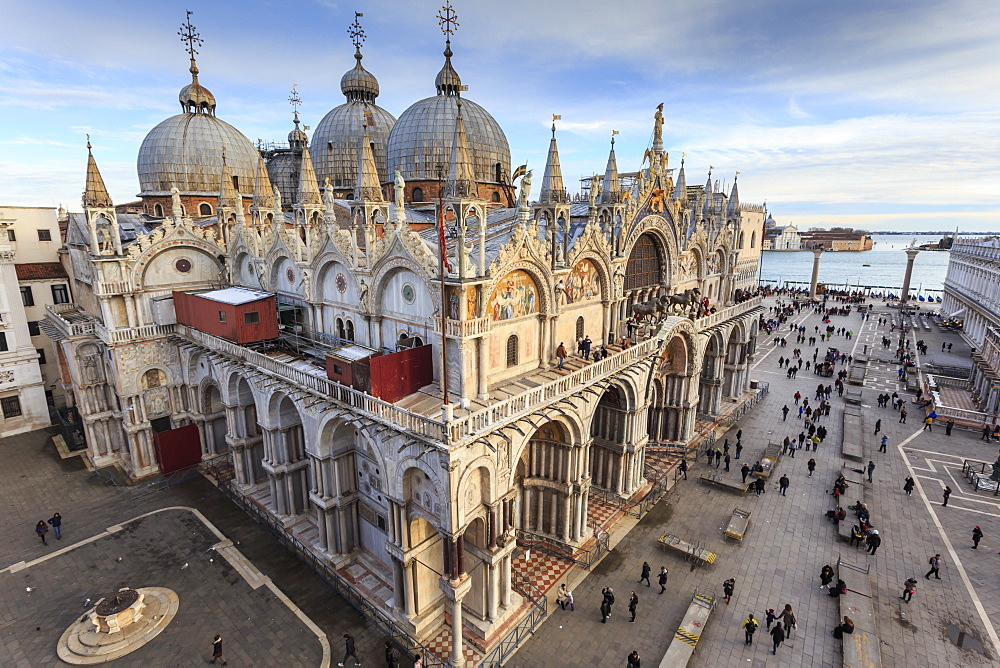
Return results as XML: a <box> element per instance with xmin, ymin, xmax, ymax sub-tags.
<box><xmin>901</xmin><ymin>248</ymin><xmax>920</xmax><ymax>304</ymax></box>
<box><xmin>809</xmin><ymin>247</ymin><xmax>824</xmax><ymax>299</ymax></box>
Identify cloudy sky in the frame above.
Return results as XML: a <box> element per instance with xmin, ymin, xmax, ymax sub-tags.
<box><xmin>2</xmin><ymin>0</ymin><xmax>998</xmax><ymax>232</ymax></box>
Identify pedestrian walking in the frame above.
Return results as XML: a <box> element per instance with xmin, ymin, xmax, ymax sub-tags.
<box><xmin>901</xmin><ymin>578</ymin><xmax>917</xmax><ymax>603</ymax></box>
<box><xmin>866</xmin><ymin>529</ymin><xmax>881</xmax><ymax>555</ymax></box>
<box><xmin>982</xmin><ymin>425</ymin><xmax>991</xmax><ymax>441</ymax></box>
<box><xmin>35</xmin><ymin>520</ymin><xmax>48</xmax><ymax>545</ymax></box>
<box><xmin>600</xmin><ymin>597</ymin><xmax>611</xmax><ymax>623</ymax></box>
<box><xmin>564</xmin><ymin>588</ymin><xmax>574</xmax><ymax>611</ymax></box>
<box><xmin>873</xmin><ymin>419</ymin><xmax>881</xmax><ymax>435</ymax></box>
<box><xmin>943</xmin><ymin>486</ymin><xmax>952</xmax><ymax>507</ymax></box>
<box><xmin>770</xmin><ymin>622</ymin><xmax>785</xmax><ymax>654</ymax></box>
<box><xmin>555</xmin><ymin>342</ymin><xmax>567</xmax><ymax>369</ymax></box>
<box><xmin>926</xmin><ymin>554</ymin><xmax>942</xmax><ymax>579</ymax></box>
<box><xmin>47</xmin><ymin>513</ymin><xmax>62</xmax><ymax>540</ymax></box>
<box><xmin>923</xmin><ymin>416</ymin><xmax>933</xmax><ymax>431</ymax></box>
<box><xmin>639</xmin><ymin>561</ymin><xmax>651</xmax><ymax>587</ymax></box>
<box><xmin>658</xmin><ymin>567</ymin><xmax>668</xmax><ymax>594</ymax></box>
<box><xmin>754</xmin><ymin>477</ymin><xmax>765</xmax><ymax>495</ymax></box>
<box><xmin>742</xmin><ymin>614</ymin><xmax>759</xmax><ymax>645</ymax></box>
<box><xmin>679</xmin><ymin>459</ymin><xmax>688</xmax><ymax>480</ymax></box>
<box><xmin>210</xmin><ymin>634</ymin><xmax>227</xmax><ymax>665</ymax></box>
<box><xmin>724</xmin><ymin>453</ymin><xmax>731</xmax><ymax>472</ymax></box>
<box><xmin>900</xmin><ymin>408</ymin><xmax>908</xmax><ymax>424</ymax></box>
<box><xmin>628</xmin><ymin>591</ymin><xmax>639</xmax><ymax>623</ymax></box>
<box><xmin>820</xmin><ymin>564</ymin><xmax>835</xmax><ymax>589</ymax></box>
<box><xmin>627</xmin><ymin>650</ymin><xmax>641</xmax><ymax>668</ymax></box>
<box><xmin>807</xmin><ymin>458</ymin><xmax>816</xmax><ymax>477</ymax></box>
<box><xmin>973</xmin><ymin>526</ymin><xmax>983</xmax><ymax>549</ymax></box>
<box><xmin>946</xmin><ymin>419</ymin><xmax>954</xmax><ymax>436</ymax></box>
<box><xmin>413</xmin><ymin>655</ymin><xmax>423</xmax><ymax>668</ymax></box>
<box><xmin>794</xmin><ymin>391</ymin><xmax>801</xmax><ymax>405</ymax></box>
<box><xmin>782</xmin><ymin>405</ymin><xmax>789</xmax><ymax>421</ymax></box>
<box><xmin>903</xmin><ymin>476</ymin><xmax>915</xmax><ymax>495</ymax></box>
<box><xmin>339</xmin><ymin>634</ymin><xmax>361</xmax><ymax>667</ymax></box>
<box><xmin>741</xmin><ymin>463</ymin><xmax>751</xmax><ymax>484</ymax></box>
<box><xmin>880</xmin><ymin>435</ymin><xmax>888</xmax><ymax>452</ymax></box>
<box><xmin>735</xmin><ymin>442</ymin><xmax>743</xmax><ymax>459</ymax></box>
<box><xmin>385</xmin><ymin>641</ymin><xmax>401</xmax><ymax>668</ymax></box>
<box><xmin>557</xmin><ymin>583</ymin><xmax>570</xmax><ymax>609</ymax></box>
<box><xmin>867</xmin><ymin>461</ymin><xmax>875</xmax><ymax>483</ymax></box>
<box><xmin>778</xmin><ymin>604</ymin><xmax>796</xmax><ymax>638</ymax></box>
<box><xmin>582</xmin><ymin>335</ymin><xmax>592</xmax><ymax>360</ymax></box>
<box><xmin>723</xmin><ymin>578</ymin><xmax>735</xmax><ymax>605</ymax></box>
<box><xmin>715</xmin><ymin>449</ymin><xmax>722</xmax><ymax>467</ymax></box>
<box><xmin>778</xmin><ymin>474</ymin><xmax>789</xmax><ymax>496</ymax></box>
<box><xmin>736</xmin><ymin>429</ymin><xmax>743</xmax><ymax>442</ymax></box>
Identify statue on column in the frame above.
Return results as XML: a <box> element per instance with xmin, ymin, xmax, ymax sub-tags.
<box><xmin>653</xmin><ymin>103</ymin><xmax>664</xmax><ymax>145</ymax></box>
<box><xmin>170</xmin><ymin>183</ymin><xmax>183</xmax><ymax>222</ymax></box>
<box><xmin>518</xmin><ymin>170</ymin><xmax>533</xmax><ymax>210</ymax></box>
<box><xmin>589</xmin><ymin>174</ymin><xmax>601</xmax><ymax>208</ymax></box>
<box><xmin>393</xmin><ymin>168</ymin><xmax>407</xmax><ymax>226</ymax></box>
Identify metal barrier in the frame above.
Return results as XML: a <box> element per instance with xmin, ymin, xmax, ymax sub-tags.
<box><xmin>514</xmin><ymin>529</ymin><xmax>611</xmax><ymax>570</ymax></box>
<box><xmin>90</xmin><ymin>461</ymin><xmax>205</xmax><ymax>500</ymax></box>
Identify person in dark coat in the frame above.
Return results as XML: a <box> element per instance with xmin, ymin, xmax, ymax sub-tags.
<box><xmin>973</xmin><ymin>526</ymin><xmax>983</xmax><ymax>549</ymax></box>
<box><xmin>385</xmin><ymin>641</ymin><xmax>401</xmax><ymax>668</ymax></box>
<box><xmin>715</xmin><ymin>449</ymin><xmax>722</xmax><ymax>467</ymax></box>
<box><xmin>943</xmin><ymin>486</ymin><xmax>952</xmax><ymax>507</ymax></box>
<box><xmin>820</xmin><ymin>564</ymin><xmax>835</xmax><ymax>589</ymax></box>
<box><xmin>903</xmin><ymin>476</ymin><xmax>915</xmax><ymax>495</ymax></box>
<box><xmin>679</xmin><ymin>459</ymin><xmax>688</xmax><ymax>480</ymax></box>
<box><xmin>832</xmin><ymin>616</ymin><xmax>855</xmax><ymax>639</ymax></box>
<box><xmin>35</xmin><ymin>521</ymin><xmax>48</xmax><ymax>545</ymax></box>
<box><xmin>628</xmin><ymin>591</ymin><xmax>639</xmax><ymax>622</ymax></box>
<box><xmin>778</xmin><ymin>475</ymin><xmax>789</xmax><ymax>496</ymax></box>
<box><xmin>722</xmin><ymin>578</ymin><xmax>735</xmax><ymax>605</ymax></box>
<box><xmin>658</xmin><ymin>567</ymin><xmax>668</xmax><ymax>594</ymax></box>
<box><xmin>627</xmin><ymin>650</ymin><xmax>641</xmax><ymax>668</ymax></box>
<box><xmin>829</xmin><ymin>579</ymin><xmax>848</xmax><ymax>598</ymax></box>
<box><xmin>741</xmin><ymin>464</ymin><xmax>751</xmax><ymax>484</ymax></box>
<box><xmin>211</xmin><ymin>634</ymin><xmax>227</xmax><ymax>665</ymax></box>
<box><xmin>48</xmin><ymin>513</ymin><xmax>62</xmax><ymax>540</ymax></box>
<box><xmin>754</xmin><ymin>477</ymin><xmax>765</xmax><ymax>496</ymax></box>
<box><xmin>946</xmin><ymin>420</ymin><xmax>955</xmax><ymax>436</ymax></box>
<box><xmin>807</xmin><ymin>459</ymin><xmax>816</xmax><ymax>477</ymax></box>
<box><xmin>770</xmin><ymin>621</ymin><xmax>785</xmax><ymax>654</ymax></box>
<box><xmin>639</xmin><ymin>561</ymin><xmax>651</xmax><ymax>586</ymax></box>
<box><xmin>865</xmin><ymin>529</ymin><xmax>882</xmax><ymax>555</ymax></box>
<box><xmin>340</xmin><ymin>634</ymin><xmax>360</xmax><ymax>667</ymax></box>
<box><xmin>724</xmin><ymin>453</ymin><xmax>731</xmax><ymax>472</ymax></box>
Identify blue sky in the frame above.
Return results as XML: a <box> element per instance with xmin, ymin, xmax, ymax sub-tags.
<box><xmin>2</xmin><ymin>0</ymin><xmax>998</xmax><ymax>232</ymax></box>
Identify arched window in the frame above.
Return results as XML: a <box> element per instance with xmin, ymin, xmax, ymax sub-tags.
<box><xmin>575</xmin><ymin>316</ymin><xmax>585</xmax><ymax>340</ymax></box>
<box><xmin>345</xmin><ymin>320</ymin><xmax>355</xmax><ymax>341</ymax></box>
<box><xmin>200</xmin><ymin>202</ymin><xmax>213</xmax><ymax>216</ymax></box>
<box><xmin>411</xmin><ymin>187</ymin><xmax>424</xmax><ymax>203</ymax></box>
<box><xmin>738</xmin><ymin>232</ymin><xmax>745</xmax><ymax>249</ymax></box>
<box><xmin>154</xmin><ymin>203</ymin><xmax>163</xmax><ymax>218</ymax></box>
<box><xmin>491</xmin><ymin>191</ymin><xmax>501</xmax><ymax>203</ymax></box>
<box><xmin>336</xmin><ymin>317</ymin><xmax>346</xmax><ymax>340</ymax></box>
<box><xmin>750</xmin><ymin>232</ymin><xmax>756</xmax><ymax>248</ymax></box>
<box><xmin>506</xmin><ymin>335</ymin><xmax>518</xmax><ymax>367</ymax></box>
<box><xmin>625</xmin><ymin>233</ymin><xmax>663</xmax><ymax>292</ymax></box>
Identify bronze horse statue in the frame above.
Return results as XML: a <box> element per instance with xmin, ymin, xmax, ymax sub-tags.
<box><xmin>667</xmin><ymin>288</ymin><xmax>701</xmax><ymax>313</ymax></box>
<box><xmin>630</xmin><ymin>295</ymin><xmax>669</xmax><ymax>322</ymax></box>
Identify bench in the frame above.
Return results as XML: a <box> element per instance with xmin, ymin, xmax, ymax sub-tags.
<box><xmin>658</xmin><ymin>533</ymin><xmax>717</xmax><ymax>566</ymax></box>
<box><xmin>723</xmin><ymin>508</ymin><xmax>752</xmax><ymax>543</ymax></box>
<box><xmin>698</xmin><ymin>471</ymin><xmax>750</xmax><ymax>494</ymax></box>
<box><xmin>842</xmin><ymin>406</ymin><xmax>865</xmax><ymax>462</ymax></box>
<box><xmin>754</xmin><ymin>441</ymin><xmax>783</xmax><ymax>479</ymax></box>
<box><xmin>836</xmin><ymin>559</ymin><xmax>881</xmax><ymax>667</ymax></box>
<box><xmin>659</xmin><ymin>592</ymin><xmax>716</xmax><ymax>667</ymax></box>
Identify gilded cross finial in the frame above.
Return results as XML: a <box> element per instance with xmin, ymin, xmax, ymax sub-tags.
<box><xmin>348</xmin><ymin>12</ymin><xmax>366</xmax><ymax>50</ymax></box>
<box><xmin>289</xmin><ymin>84</ymin><xmax>301</xmax><ymax>113</ymax></box>
<box><xmin>437</xmin><ymin>2</ymin><xmax>459</xmax><ymax>38</ymax></box>
<box><xmin>178</xmin><ymin>10</ymin><xmax>203</xmax><ymax>61</ymax></box>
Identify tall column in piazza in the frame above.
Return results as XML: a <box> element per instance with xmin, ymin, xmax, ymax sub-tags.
<box><xmin>900</xmin><ymin>248</ymin><xmax>920</xmax><ymax>304</ymax></box>
<box><xmin>809</xmin><ymin>247</ymin><xmax>824</xmax><ymax>298</ymax></box>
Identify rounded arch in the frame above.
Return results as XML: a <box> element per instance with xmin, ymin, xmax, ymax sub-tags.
<box><xmin>457</xmin><ymin>458</ymin><xmax>497</xmax><ymax>525</ymax></box>
<box><xmin>565</xmin><ymin>257</ymin><xmax>606</xmax><ymax>304</ymax></box>
<box><xmin>139</xmin><ymin>246</ymin><xmax>223</xmax><ymax>291</ymax></box>
<box><xmin>402</xmin><ymin>463</ymin><xmax>443</xmax><ymax>527</ymax></box>
<box><xmin>620</xmin><ymin>215</ymin><xmax>679</xmax><ymax>284</ymax></box>
<box><xmin>510</xmin><ymin>414</ymin><xmax>585</xmax><ymax>471</ymax></box>
<box><xmin>411</xmin><ymin>187</ymin><xmax>424</xmax><ymax>203</ymax></box>
<box><xmin>371</xmin><ymin>256</ymin><xmax>439</xmax><ymax>313</ymax></box>
<box><xmin>484</xmin><ymin>262</ymin><xmax>552</xmax><ymax>319</ymax></box>
<box><xmin>199</xmin><ymin>202</ymin><xmax>213</xmax><ymax>217</ymax></box>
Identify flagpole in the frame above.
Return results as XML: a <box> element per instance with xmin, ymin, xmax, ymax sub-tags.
<box><xmin>437</xmin><ymin>164</ymin><xmax>451</xmax><ymax>407</ymax></box>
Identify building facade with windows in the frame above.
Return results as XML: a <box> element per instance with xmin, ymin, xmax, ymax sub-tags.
<box><xmin>0</xmin><ymin>210</ymin><xmax>52</xmax><ymax>436</ymax></box>
<box><xmin>47</xmin><ymin>10</ymin><xmax>765</xmax><ymax>664</ymax></box>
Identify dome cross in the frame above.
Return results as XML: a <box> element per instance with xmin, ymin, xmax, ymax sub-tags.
<box><xmin>178</xmin><ymin>10</ymin><xmax>203</xmax><ymax>67</ymax></box>
<box><xmin>348</xmin><ymin>12</ymin><xmax>366</xmax><ymax>51</ymax></box>
<box><xmin>437</xmin><ymin>2</ymin><xmax>459</xmax><ymax>38</ymax></box>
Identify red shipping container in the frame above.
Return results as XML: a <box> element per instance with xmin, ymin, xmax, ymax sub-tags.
<box><xmin>173</xmin><ymin>287</ymin><xmax>278</xmax><ymax>343</ymax></box>
<box><xmin>368</xmin><ymin>344</ymin><xmax>433</xmax><ymax>403</ymax></box>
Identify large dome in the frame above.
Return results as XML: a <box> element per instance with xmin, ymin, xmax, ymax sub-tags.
<box><xmin>387</xmin><ymin>95</ymin><xmax>510</xmax><ymax>183</ymax></box>
<box><xmin>312</xmin><ymin>103</ymin><xmax>395</xmax><ymax>191</ymax></box>
<box><xmin>137</xmin><ymin>113</ymin><xmax>259</xmax><ymax>197</ymax></box>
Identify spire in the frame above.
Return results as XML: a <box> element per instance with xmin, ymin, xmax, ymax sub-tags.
<box><xmin>727</xmin><ymin>172</ymin><xmax>740</xmax><ymax>216</ymax></box>
<box><xmin>539</xmin><ymin>117</ymin><xmax>568</xmax><ymax>204</ymax></box>
<box><xmin>83</xmin><ymin>137</ymin><xmax>113</xmax><ymax>209</ymax></box>
<box><xmin>287</xmin><ymin>85</ymin><xmax>308</xmax><ymax>149</ymax></box>
<box><xmin>446</xmin><ymin>100</ymin><xmax>475</xmax><ymax>198</ymax></box>
<box><xmin>674</xmin><ymin>155</ymin><xmax>687</xmax><ymax>201</ymax></box>
<box><xmin>219</xmin><ymin>151</ymin><xmax>239</xmax><ymax>210</ymax></box>
<box><xmin>253</xmin><ymin>157</ymin><xmax>275</xmax><ymax>211</ymax></box>
<box><xmin>435</xmin><ymin>1</ymin><xmax>464</xmax><ymax>96</ymax></box>
<box><xmin>600</xmin><ymin>131</ymin><xmax>621</xmax><ymax>204</ymax></box>
<box><xmin>177</xmin><ymin>11</ymin><xmax>216</xmax><ymax>114</ymax></box>
<box><xmin>297</xmin><ymin>142</ymin><xmax>322</xmax><ymax>207</ymax></box>
<box><xmin>355</xmin><ymin>110</ymin><xmax>384</xmax><ymax>201</ymax></box>
<box><xmin>702</xmin><ymin>166</ymin><xmax>714</xmax><ymax>215</ymax></box>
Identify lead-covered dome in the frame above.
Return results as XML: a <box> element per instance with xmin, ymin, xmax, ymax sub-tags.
<box><xmin>312</xmin><ymin>48</ymin><xmax>396</xmax><ymax>191</ymax></box>
<box><xmin>138</xmin><ymin>59</ymin><xmax>258</xmax><ymax>197</ymax></box>
<box><xmin>386</xmin><ymin>41</ymin><xmax>510</xmax><ymax>183</ymax></box>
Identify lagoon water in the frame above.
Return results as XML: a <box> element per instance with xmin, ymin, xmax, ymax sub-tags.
<box><xmin>760</xmin><ymin>234</ymin><xmax>950</xmax><ymax>297</ymax></box>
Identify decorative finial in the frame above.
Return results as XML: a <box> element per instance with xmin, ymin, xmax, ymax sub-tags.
<box><xmin>611</xmin><ymin>129</ymin><xmax>619</xmax><ymax>146</ymax></box>
<box><xmin>348</xmin><ymin>12</ymin><xmax>366</xmax><ymax>52</ymax></box>
<box><xmin>437</xmin><ymin>2</ymin><xmax>459</xmax><ymax>39</ymax></box>
<box><xmin>178</xmin><ymin>10</ymin><xmax>203</xmax><ymax>75</ymax></box>
<box><xmin>289</xmin><ymin>84</ymin><xmax>302</xmax><ymax>125</ymax></box>
<box><xmin>551</xmin><ymin>114</ymin><xmax>561</xmax><ymax>137</ymax></box>
<box><xmin>86</xmin><ymin>133</ymin><xmax>92</xmax><ymax>153</ymax></box>
<box><xmin>735</xmin><ymin>171</ymin><xmax>740</xmax><ymax>180</ymax></box>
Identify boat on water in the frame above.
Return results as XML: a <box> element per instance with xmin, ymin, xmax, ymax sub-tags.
<box><xmin>862</xmin><ymin>264</ymin><xmax>871</xmax><ymax>267</ymax></box>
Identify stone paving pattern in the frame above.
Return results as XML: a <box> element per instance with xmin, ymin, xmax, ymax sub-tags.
<box><xmin>512</xmin><ymin>297</ymin><xmax>1000</xmax><ymax>667</ymax></box>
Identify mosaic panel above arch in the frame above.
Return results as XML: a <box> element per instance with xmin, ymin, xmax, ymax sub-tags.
<box><xmin>565</xmin><ymin>259</ymin><xmax>601</xmax><ymax>304</ymax></box>
<box><xmin>488</xmin><ymin>269</ymin><xmax>539</xmax><ymax>321</ymax></box>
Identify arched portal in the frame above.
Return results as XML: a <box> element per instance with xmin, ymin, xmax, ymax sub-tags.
<box><xmin>516</xmin><ymin>421</ymin><xmax>588</xmax><ymax>543</ymax></box>
<box><xmin>649</xmin><ymin>333</ymin><xmax>697</xmax><ymax>444</ymax></box>
<box><xmin>698</xmin><ymin>332</ymin><xmax>725</xmax><ymax>416</ymax></box>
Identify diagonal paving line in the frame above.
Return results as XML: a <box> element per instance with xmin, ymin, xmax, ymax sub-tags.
<box><xmin>898</xmin><ymin>429</ymin><xmax>1000</xmax><ymax>655</ymax></box>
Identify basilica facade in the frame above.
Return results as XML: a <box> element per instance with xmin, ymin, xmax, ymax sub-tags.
<box><xmin>46</xmin><ymin>10</ymin><xmax>764</xmax><ymax>664</ymax></box>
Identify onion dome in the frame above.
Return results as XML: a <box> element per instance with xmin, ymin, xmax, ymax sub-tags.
<box><xmin>178</xmin><ymin>60</ymin><xmax>216</xmax><ymax>115</ymax></box>
<box><xmin>387</xmin><ymin>38</ymin><xmax>509</xmax><ymax>184</ymax></box>
<box><xmin>312</xmin><ymin>22</ymin><xmax>395</xmax><ymax>191</ymax></box>
<box><xmin>288</xmin><ymin>111</ymin><xmax>308</xmax><ymax>148</ymax></box>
